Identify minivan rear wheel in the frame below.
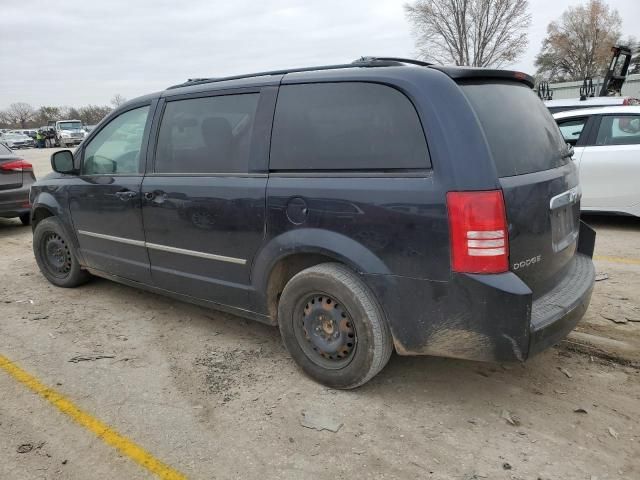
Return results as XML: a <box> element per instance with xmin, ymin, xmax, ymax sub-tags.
<box><xmin>278</xmin><ymin>263</ymin><xmax>392</xmax><ymax>389</ymax></box>
<box><xmin>33</xmin><ymin>217</ymin><xmax>90</xmax><ymax>288</ymax></box>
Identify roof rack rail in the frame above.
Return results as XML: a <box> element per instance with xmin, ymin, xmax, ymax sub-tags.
<box><xmin>352</xmin><ymin>56</ymin><xmax>432</xmax><ymax>67</ymax></box>
<box><xmin>167</xmin><ymin>56</ymin><xmax>430</xmax><ymax>90</ymax></box>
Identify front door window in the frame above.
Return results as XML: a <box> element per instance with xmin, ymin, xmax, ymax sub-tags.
<box><xmin>83</xmin><ymin>106</ymin><xmax>149</xmax><ymax>175</ymax></box>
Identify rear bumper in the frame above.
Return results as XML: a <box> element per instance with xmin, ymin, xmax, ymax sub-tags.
<box><xmin>364</xmin><ymin>222</ymin><xmax>596</xmax><ymax>362</ymax></box>
<box><xmin>528</xmin><ymin>253</ymin><xmax>595</xmax><ymax>357</ymax></box>
<box><xmin>0</xmin><ymin>185</ymin><xmax>31</xmax><ymax>218</ymax></box>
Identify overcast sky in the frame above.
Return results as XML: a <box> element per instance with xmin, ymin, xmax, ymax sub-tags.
<box><xmin>1</xmin><ymin>0</ymin><xmax>638</xmax><ymax>109</ymax></box>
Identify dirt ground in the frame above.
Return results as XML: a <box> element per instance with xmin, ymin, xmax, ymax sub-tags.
<box><xmin>1</xmin><ymin>148</ymin><xmax>639</xmax><ymax>480</ymax></box>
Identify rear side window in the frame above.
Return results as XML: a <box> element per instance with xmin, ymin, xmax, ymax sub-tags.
<box><xmin>462</xmin><ymin>82</ymin><xmax>568</xmax><ymax>177</ymax></box>
<box><xmin>155</xmin><ymin>93</ymin><xmax>259</xmax><ymax>173</ymax></box>
<box><xmin>595</xmin><ymin>115</ymin><xmax>640</xmax><ymax>146</ymax></box>
<box><xmin>270</xmin><ymin>82</ymin><xmax>429</xmax><ymax>171</ymax></box>
<box><xmin>556</xmin><ymin>117</ymin><xmax>587</xmax><ymax>145</ymax></box>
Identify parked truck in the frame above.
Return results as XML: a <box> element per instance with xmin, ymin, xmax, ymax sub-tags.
<box><xmin>47</xmin><ymin>120</ymin><xmax>86</xmax><ymax>148</ymax></box>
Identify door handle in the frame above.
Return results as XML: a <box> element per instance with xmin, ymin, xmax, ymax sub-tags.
<box><xmin>114</xmin><ymin>190</ymin><xmax>137</xmax><ymax>200</ymax></box>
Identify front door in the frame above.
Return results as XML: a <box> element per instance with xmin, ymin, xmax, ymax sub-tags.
<box><xmin>578</xmin><ymin>113</ymin><xmax>640</xmax><ymax>210</ymax></box>
<box><xmin>68</xmin><ymin>103</ymin><xmax>154</xmax><ymax>282</ymax></box>
<box><xmin>141</xmin><ymin>88</ymin><xmax>274</xmax><ymax>308</ymax></box>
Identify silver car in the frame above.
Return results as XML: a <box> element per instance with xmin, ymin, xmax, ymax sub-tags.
<box><xmin>0</xmin><ymin>132</ymin><xmax>35</xmax><ymax>149</ymax></box>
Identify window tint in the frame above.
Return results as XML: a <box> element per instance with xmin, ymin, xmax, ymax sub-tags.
<box><xmin>595</xmin><ymin>115</ymin><xmax>640</xmax><ymax>146</ymax></box>
<box><xmin>557</xmin><ymin>117</ymin><xmax>587</xmax><ymax>145</ymax></box>
<box><xmin>83</xmin><ymin>106</ymin><xmax>149</xmax><ymax>175</ymax></box>
<box><xmin>270</xmin><ymin>83</ymin><xmax>429</xmax><ymax>170</ymax></box>
<box><xmin>155</xmin><ymin>94</ymin><xmax>259</xmax><ymax>173</ymax></box>
<box><xmin>462</xmin><ymin>82</ymin><xmax>569</xmax><ymax>177</ymax></box>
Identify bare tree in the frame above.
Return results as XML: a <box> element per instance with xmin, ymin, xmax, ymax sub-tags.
<box><xmin>404</xmin><ymin>0</ymin><xmax>531</xmax><ymax>68</ymax></box>
<box><xmin>0</xmin><ymin>110</ymin><xmax>11</xmax><ymax>128</ymax></box>
<box><xmin>535</xmin><ymin>0</ymin><xmax>622</xmax><ymax>81</ymax></box>
<box><xmin>110</xmin><ymin>94</ymin><xmax>127</xmax><ymax>108</ymax></box>
<box><xmin>35</xmin><ymin>106</ymin><xmax>62</xmax><ymax>126</ymax></box>
<box><xmin>78</xmin><ymin>105</ymin><xmax>112</xmax><ymax>125</ymax></box>
<box><xmin>5</xmin><ymin>102</ymin><xmax>36</xmax><ymax>128</ymax></box>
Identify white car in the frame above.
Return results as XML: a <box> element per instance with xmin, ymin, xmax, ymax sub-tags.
<box><xmin>545</xmin><ymin>96</ymin><xmax>639</xmax><ymax>114</ymax></box>
<box><xmin>553</xmin><ymin>106</ymin><xmax>640</xmax><ymax>217</ymax></box>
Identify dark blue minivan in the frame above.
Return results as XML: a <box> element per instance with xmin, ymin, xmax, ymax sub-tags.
<box><xmin>30</xmin><ymin>58</ymin><xmax>596</xmax><ymax>388</ymax></box>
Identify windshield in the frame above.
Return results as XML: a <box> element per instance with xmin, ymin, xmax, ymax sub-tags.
<box><xmin>462</xmin><ymin>81</ymin><xmax>569</xmax><ymax>177</ymax></box>
<box><xmin>59</xmin><ymin>122</ymin><xmax>82</xmax><ymax>130</ymax></box>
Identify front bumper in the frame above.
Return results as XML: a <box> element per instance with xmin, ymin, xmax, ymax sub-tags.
<box><xmin>60</xmin><ymin>137</ymin><xmax>83</xmax><ymax>145</ymax></box>
<box><xmin>8</xmin><ymin>142</ymin><xmax>34</xmax><ymax>149</ymax></box>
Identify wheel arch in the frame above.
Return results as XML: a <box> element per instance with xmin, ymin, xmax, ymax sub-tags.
<box><xmin>31</xmin><ymin>192</ymin><xmax>82</xmax><ymax>257</ymax></box>
<box><xmin>31</xmin><ymin>205</ymin><xmax>55</xmax><ymax>229</ymax></box>
<box><xmin>251</xmin><ymin>228</ymin><xmax>390</xmax><ymax>322</ymax></box>
<box><xmin>31</xmin><ymin>192</ymin><xmax>64</xmax><ymax>224</ymax></box>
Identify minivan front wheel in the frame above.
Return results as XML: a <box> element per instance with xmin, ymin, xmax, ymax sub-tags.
<box><xmin>33</xmin><ymin>217</ymin><xmax>90</xmax><ymax>288</ymax></box>
<box><xmin>278</xmin><ymin>263</ymin><xmax>392</xmax><ymax>389</ymax></box>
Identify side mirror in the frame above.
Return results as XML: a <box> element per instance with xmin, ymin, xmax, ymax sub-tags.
<box><xmin>51</xmin><ymin>150</ymin><xmax>76</xmax><ymax>174</ymax></box>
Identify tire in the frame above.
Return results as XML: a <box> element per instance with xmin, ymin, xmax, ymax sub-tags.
<box><xmin>278</xmin><ymin>263</ymin><xmax>392</xmax><ymax>389</ymax></box>
<box><xmin>19</xmin><ymin>213</ymin><xmax>30</xmax><ymax>226</ymax></box>
<box><xmin>33</xmin><ymin>217</ymin><xmax>90</xmax><ymax>288</ymax></box>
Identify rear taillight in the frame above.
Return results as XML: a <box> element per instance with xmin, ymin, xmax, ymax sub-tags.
<box><xmin>0</xmin><ymin>159</ymin><xmax>33</xmax><ymax>172</ymax></box>
<box><xmin>446</xmin><ymin>190</ymin><xmax>509</xmax><ymax>274</ymax></box>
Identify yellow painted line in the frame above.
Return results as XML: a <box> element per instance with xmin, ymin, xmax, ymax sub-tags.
<box><xmin>0</xmin><ymin>354</ymin><xmax>186</xmax><ymax>480</ymax></box>
<box><xmin>594</xmin><ymin>255</ymin><xmax>640</xmax><ymax>266</ymax></box>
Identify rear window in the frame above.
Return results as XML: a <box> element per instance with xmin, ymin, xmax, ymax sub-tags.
<box><xmin>270</xmin><ymin>82</ymin><xmax>429</xmax><ymax>171</ymax></box>
<box><xmin>462</xmin><ymin>82</ymin><xmax>569</xmax><ymax>177</ymax></box>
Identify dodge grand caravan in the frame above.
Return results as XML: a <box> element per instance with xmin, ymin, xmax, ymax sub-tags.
<box><xmin>30</xmin><ymin>57</ymin><xmax>596</xmax><ymax>388</ymax></box>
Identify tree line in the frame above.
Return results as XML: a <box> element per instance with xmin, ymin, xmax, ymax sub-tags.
<box><xmin>405</xmin><ymin>0</ymin><xmax>640</xmax><ymax>82</ymax></box>
<box><xmin>0</xmin><ymin>94</ymin><xmax>127</xmax><ymax>130</ymax></box>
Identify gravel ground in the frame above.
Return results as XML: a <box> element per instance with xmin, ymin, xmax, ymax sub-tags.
<box><xmin>0</xmin><ymin>147</ymin><xmax>638</xmax><ymax>480</ymax></box>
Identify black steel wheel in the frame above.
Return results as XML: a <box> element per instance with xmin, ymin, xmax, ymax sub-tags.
<box><xmin>294</xmin><ymin>293</ymin><xmax>357</xmax><ymax>369</ymax></box>
<box><xmin>40</xmin><ymin>231</ymin><xmax>72</xmax><ymax>278</ymax></box>
<box><xmin>33</xmin><ymin>217</ymin><xmax>90</xmax><ymax>288</ymax></box>
<box><xmin>278</xmin><ymin>263</ymin><xmax>392</xmax><ymax>389</ymax></box>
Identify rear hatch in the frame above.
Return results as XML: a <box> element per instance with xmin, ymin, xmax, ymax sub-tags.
<box><xmin>0</xmin><ymin>144</ymin><xmax>23</xmax><ymax>191</ymax></box>
<box><xmin>461</xmin><ymin>80</ymin><xmax>579</xmax><ymax>298</ymax></box>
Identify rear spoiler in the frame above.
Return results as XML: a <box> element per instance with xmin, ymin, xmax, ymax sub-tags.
<box><xmin>431</xmin><ymin>66</ymin><xmax>534</xmax><ymax>88</ymax></box>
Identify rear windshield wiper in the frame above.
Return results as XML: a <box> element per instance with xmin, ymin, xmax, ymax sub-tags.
<box><xmin>560</xmin><ymin>144</ymin><xmax>575</xmax><ymax>159</ymax></box>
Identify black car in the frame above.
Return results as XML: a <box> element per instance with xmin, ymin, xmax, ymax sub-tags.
<box><xmin>0</xmin><ymin>142</ymin><xmax>34</xmax><ymax>225</ymax></box>
<box><xmin>29</xmin><ymin>58</ymin><xmax>596</xmax><ymax>388</ymax></box>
